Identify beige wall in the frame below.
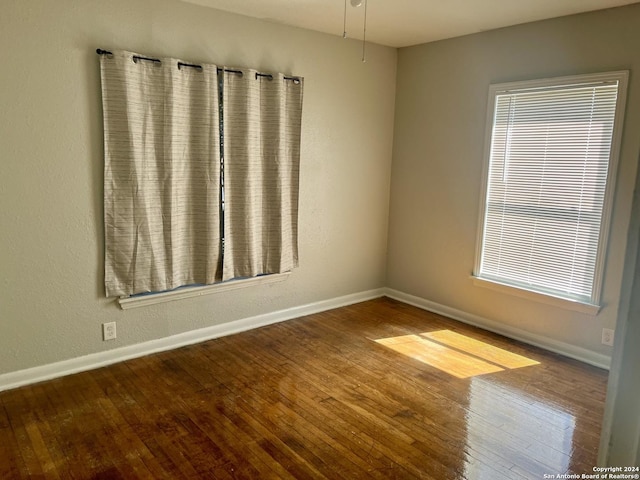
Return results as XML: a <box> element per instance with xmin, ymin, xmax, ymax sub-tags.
<box><xmin>0</xmin><ymin>0</ymin><xmax>397</xmax><ymax>375</ymax></box>
<box><xmin>2</xmin><ymin>0</ymin><xmax>639</xmax><ymax>379</ymax></box>
<box><xmin>387</xmin><ymin>5</ymin><xmax>640</xmax><ymax>358</ymax></box>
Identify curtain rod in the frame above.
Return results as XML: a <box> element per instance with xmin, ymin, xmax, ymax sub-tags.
<box><xmin>96</xmin><ymin>49</ymin><xmax>301</xmax><ymax>83</ymax></box>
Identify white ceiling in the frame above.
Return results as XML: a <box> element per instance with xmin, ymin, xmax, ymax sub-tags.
<box><xmin>179</xmin><ymin>0</ymin><xmax>639</xmax><ymax>47</ymax></box>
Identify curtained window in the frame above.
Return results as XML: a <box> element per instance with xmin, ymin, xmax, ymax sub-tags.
<box><xmin>99</xmin><ymin>50</ymin><xmax>303</xmax><ymax>298</ymax></box>
<box><xmin>473</xmin><ymin>71</ymin><xmax>628</xmax><ymax>309</ymax></box>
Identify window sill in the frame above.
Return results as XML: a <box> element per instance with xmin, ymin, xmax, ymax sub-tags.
<box><xmin>471</xmin><ymin>276</ymin><xmax>601</xmax><ymax>315</ymax></box>
<box><xmin>118</xmin><ymin>272</ymin><xmax>291</xmax><ymax>310</ymax></box>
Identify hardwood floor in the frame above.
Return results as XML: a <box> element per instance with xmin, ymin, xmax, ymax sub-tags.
<box><xmin>0</xmin><ymin>298</ymin><xmax>608</xmax><ymax>479</ymax></box>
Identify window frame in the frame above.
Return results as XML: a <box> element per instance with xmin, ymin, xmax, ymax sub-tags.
<box><xmin>472</xmin><ymin>71</ymin><xmax>629</xmax><ymax>314</ymax></box>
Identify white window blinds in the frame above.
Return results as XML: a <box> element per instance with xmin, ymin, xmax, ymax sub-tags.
<box><xmin>475</xmin><ymin>72</ymin><xmax>628</xmax><ymax>306</ymax></box>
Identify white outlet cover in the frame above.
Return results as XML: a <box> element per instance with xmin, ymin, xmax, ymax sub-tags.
<box><xmin>602</xmin><ymin>328</ymin><xmax>614</xmax><ymax>346</ymax></box>
<box><xmin>103</xmin><ymin>322</ymin><xmax>117</xmax><ymax>341</ymax></box>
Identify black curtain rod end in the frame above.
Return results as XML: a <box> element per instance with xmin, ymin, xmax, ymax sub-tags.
<box><xmin>96</xmin><ymin>48</ymin><xmax>113</xmax><ymax>55</ymax></box>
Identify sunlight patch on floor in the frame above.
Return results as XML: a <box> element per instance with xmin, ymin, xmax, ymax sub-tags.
<box><xmin>375</xmin><ymin>330</ymin><xmax>540</xmax><ymax>378</ymax></box>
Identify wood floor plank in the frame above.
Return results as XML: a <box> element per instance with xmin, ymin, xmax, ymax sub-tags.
<box><xmin>420</xmin><ymin>329</ymin><xmax>540</xmax><ymax>369</ymax></box>
<box><xmin>205</xmin><ymin>338</ymin><xmax>411</xmax><ymax>478</ymax></box>
<box><xmin>255</xmin><ymin>333</ymin><xmax>458</xmax><ymax>467</ymax></box>
<box><xmin>0</xmin><ymin>298</ymin><xmax>608</xmax><ymax>478</ymax></box>
<box><xmin>245</xmin><ymin>322</ymin><xmax>490</xmax><ymax>478</ymax></box>
<box><xmin>195</xmin><ymin>345</ymin><xmax>364</xmax><ymax>479</ymax></box>
<box><xmin>376</xmin><ymin>334</ymin><xmax>506</xmax><ymax>378</ymax></box>
<box><xmin>0</xmin><ymin>399</ymin><xmax>28</xmax><ymax>479</ymax></box>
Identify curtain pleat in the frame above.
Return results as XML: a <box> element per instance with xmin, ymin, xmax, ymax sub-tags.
<box><xmin>222</xmin><ymin>70</ymin><xmax>304</xmax><ymax>280</ymax></box>
<box><xmin>100</xmin><ymin>51</ymin><xmax>221</xmax><ymax>297</ymax></box>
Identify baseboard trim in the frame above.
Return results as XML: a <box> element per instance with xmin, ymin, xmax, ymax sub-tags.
<box><xmin>0</xmin><ymin>288</ymin><xmax>386</xmax><ymax>392</ymax></box>
<box><xmin>384</xmin><ymin>288</ymin><xmax>611</xmax><ymax>370</ymax></box>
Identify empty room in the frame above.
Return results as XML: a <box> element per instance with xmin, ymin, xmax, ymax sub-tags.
<box><xmin>1</xmin><ymin>0</ymin><xmax>640</xmax><ymax>478</ymax></box>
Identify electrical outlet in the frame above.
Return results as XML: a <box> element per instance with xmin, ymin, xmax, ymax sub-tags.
<box><xmin>103</xmin><ymin>322</ymin><xmax>117</xmax><ymax>341</ymax></box>
<box><xmin>602</xmin><ymin>328</ymin><xmax>614</xmax><ymax>346</ymax></box>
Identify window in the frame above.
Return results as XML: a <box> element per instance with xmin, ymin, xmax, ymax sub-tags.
<box><xmin>99</xmin><ymin>50</ymin><xmax>303</xmax><ymax>300</ymax></box>
<box><xmin>474</xmin><ymin>72</ymin><xmax>628</xmax><ymax>311</ymax></box>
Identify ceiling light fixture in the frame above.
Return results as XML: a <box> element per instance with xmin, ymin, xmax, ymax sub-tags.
<box><xmin>343</xmin><ymin>0</ymin><xmax>368</xmax><ymax>62</ymax></box>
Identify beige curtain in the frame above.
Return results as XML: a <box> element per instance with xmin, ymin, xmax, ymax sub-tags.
<box><xmin>221</xmin><ymin>70</ymin><xmax>304</xmax><ymax>280</ymax></box>
<box><xmin>100</xmin><ymin>50</ymin><xmax>221</xmax><ymax>297</ymax></box>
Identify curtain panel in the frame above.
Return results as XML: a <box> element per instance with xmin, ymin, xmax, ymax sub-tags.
<box><xmin>100</xmin><ymin>50</ymin><xmax>221</xmax><ymax>297</ymax></box>
<box><xmin>99</xmin><ymin>50</ymin><xmax>304</xmax><ymax>298</ymax></box>
<box><xmin>222</xmin><ymin>70</ymin><xmax>304</xmax><ymax>280</ymax></box>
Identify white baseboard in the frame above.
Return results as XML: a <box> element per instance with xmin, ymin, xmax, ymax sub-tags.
<box><xmin>0</xmin><ymin>288</ymin><xmax>386</xmax><ymax>392</ymax></box>
<box><xmin>384</xmin><ymin>288</ymin><xmax>611</xmax><ymax>370</ymax></box>
<box><xmin>0</xmin><ymin>287</ymin><xmax>609</xmax><ymax>392</ymax></box>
